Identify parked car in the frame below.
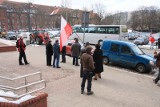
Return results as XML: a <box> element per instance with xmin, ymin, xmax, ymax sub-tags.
<box><xmin>65</xmin><ymin>39</ymin><xmax>84</xmax><ymax>56</ymax></box>
<box><xmin>48</xmin><ymin>30</ymin><xmax>60</xmax><ymax>37</ymax></box>
<box><xmin>133</xmin><ymin>37</ymin><xmax>149</xmax><ymax>45</ymax></box>
<box><xmin>6</xmin><ymin>32</ymin><xmax>17</xmax><ymax>40</ymax></box>
<box><xmin>18</xmin><ymin>32</ymin><xmax>30</xmax><ymax>39</ymax></box>
<box><xmin>101</xmin><ymin>40</ymin><xmax>154</xmax><ymax>73</ymax></box>
<box><xmin>128</xmin><ymin>32</ymin><xmax>136</xmax><ymax>40</ymax></box>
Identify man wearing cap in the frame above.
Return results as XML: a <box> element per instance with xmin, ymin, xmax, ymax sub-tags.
<box><xmin>16</xmin><ymin>36</ymin><xmax>29</xmax><ymax>65</ymax></box>
<box><xmin>46</xmin><ymin>40</ymin><xmax>53</xmax><ymax>66</ymax></box>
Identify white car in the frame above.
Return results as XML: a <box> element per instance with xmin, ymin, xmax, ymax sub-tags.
<box><xmin>18</xmin><ymin>32</ymin><xmax>31</xmax><ymax>39</ymax></box>
<box><xmin>48</xmin><ymin>30</ymin><xmax>60</xmax><ymax>37</ymax></box>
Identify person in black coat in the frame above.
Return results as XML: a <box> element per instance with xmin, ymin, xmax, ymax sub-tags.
<box><xmin>93</xmin><ymin>44</ymin><xmax>103</xmax><ymax>80</ymax></box>
<box><xmin>46</xmin><ymin>40</ymin><xmax>53</xmax><ymax>66</ymax></box>
<box><xmin>153</xmin><ymin>51</ymin><xmax>160</xmax><ymax>84</ymax></box>
<box><xmin>61</xmin><ymin>46</ymin><xmax>66</xmax><ymax>63</ymax></box>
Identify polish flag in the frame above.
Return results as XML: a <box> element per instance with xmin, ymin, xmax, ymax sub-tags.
<box><xmin>60</xmin><ymin>16</ymin><xmax>73</xmax><ymax>51</ymax></box>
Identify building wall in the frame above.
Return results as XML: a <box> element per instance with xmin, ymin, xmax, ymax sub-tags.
<box><xmin>0</xmin><ymin>1</ymin><xmax>100</xmax><ymax>31</ymax></box>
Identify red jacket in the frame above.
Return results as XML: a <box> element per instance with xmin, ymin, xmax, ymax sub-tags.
<box><xmin>17</xmin><ymin>38</ymin><xmax>26</xmax><ymax>52</ymax></box>
<box><xmin>149</xmin><ymin>36</ymin><xmax>155</xmax><ymax>43</ymax></box>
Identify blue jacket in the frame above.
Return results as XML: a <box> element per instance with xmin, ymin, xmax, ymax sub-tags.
<box><xmin>53</xmin><ymin>43</ymin><xmax>60</xmax><ymax>55</ymax></box>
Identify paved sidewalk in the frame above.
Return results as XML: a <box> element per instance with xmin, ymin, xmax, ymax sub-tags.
<box><xmin>0</xmin><ymin>45</ymin><xmax>160</xmax><ymax>107</ymax></box>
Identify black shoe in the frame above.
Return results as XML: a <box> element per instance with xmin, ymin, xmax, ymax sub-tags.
<box><xmin>19</xmin><ymin>63</ymin><xmax>24</xmax><ymax>65</ymax></box>
<box><xmin>57</xmin><ymin>66</ymin><xmax>61</xmax><ymax>68</ymax></box>
<box><xmin>81</xmin><ymin>90</ymin><xmax>84</xmax><ymax>94</ymax></box>
<box><xmin>75</xmin><ymin>64</ymin><xmax>80</xmax><ymax>66</ymax></box>
<box><xmin>53</xmin><ymin>65</ymin><xmax>55</xmax><ymax>68</ymax></box>
<box><xmin>87</xmin><ymin>91</ymin><xmax>94</xmax><ymax>95</ymax></box>
<box><xmin>25</xmin><ymin>63</ymin><xmax>29</xmax><ymax>65</ymax></box>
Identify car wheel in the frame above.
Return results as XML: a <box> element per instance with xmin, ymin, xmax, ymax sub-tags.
<box><xmin>136</xmin><ymin>64</ymin><xmax>146</xmax><ymax>73</ymax></box>
<box><xmin>103</xmin><ymin>57</ymin><xmax>109</xmax><ymax>65</ymax></box>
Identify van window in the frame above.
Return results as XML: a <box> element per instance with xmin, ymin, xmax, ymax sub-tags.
<box><xmin>121</xmin><ymin>45</ymin><xmax>131</xmax><ymax>54</ymax></box>
<box><xmin>110</xmin><ymin>43</ymin><xmax>120</xmax><ymax>52</ymax></box>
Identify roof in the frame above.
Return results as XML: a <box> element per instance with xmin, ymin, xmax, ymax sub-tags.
<box><xmin>103</xmin><ymin>40</ymin><xmax>135</xmax><ymax>46</ymax></box>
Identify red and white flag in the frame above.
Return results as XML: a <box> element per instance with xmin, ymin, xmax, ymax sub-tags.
<box><xmin>60</xmin><ymin>16</ymin><xmax>73</xmax><ymax>51</ymax></box>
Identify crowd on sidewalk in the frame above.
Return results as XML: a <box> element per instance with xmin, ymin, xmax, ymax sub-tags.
<box><xmin>16</xmin><ymin>36</ymin><xmax>160</xmax><ymax>96</ymax></box>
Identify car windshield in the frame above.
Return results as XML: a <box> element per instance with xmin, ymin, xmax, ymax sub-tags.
<box><xmin>132</xmin><ymin>45</ymin><xmax>145</xmax><ymax>55</ymax></box>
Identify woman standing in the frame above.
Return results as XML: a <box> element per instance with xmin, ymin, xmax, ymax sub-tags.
<box><xmin>93</xmin><ymin>44</ymin><xmax>103</xmax><ymax>80</ymax></box>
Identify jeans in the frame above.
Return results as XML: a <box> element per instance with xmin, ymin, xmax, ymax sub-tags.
<box><xmin>81</xmin><ymin>71</ymin><xmax>93</xmax><ymax>92</ymax></box>
<box><xmin>73</xmin><ymin>56</ymin><xmax>79</xmax><ymax>65</ymax></box>
<box><xmin>53</xmin><ymin>54</ymin><xmax>60</xmax><ymax>67</ymax></box>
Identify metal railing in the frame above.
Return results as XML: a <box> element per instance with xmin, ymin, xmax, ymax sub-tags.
<box><xmin>0</xmin><ymin>72</ymin><xmax>46</xmax><ymax>99</ymax></box>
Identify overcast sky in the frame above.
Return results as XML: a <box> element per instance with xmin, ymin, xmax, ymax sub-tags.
<box><xmin>9</xmin><ymin>0</ymin><xmax>160</xmax><ymax>13</ymax></box>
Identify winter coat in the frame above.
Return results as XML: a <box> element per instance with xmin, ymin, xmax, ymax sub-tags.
<box><xmin>46</xmin><ymin>42</ymin><xmax>53</xmax><ymax>56</ymax></box>
<box><xmin>16</xmin><ymin>38</ymin><xmax>26</xmax><ymax>52</ymax></box>
<box><xmin>81</xmin><ymin>53</ymin><xmax>95</xmax><ymax>72</ymax></box>
<box><xmin>53</xmin><ymin>43</ymin><xmax>60</xmax><ymax>55</ymax></box>
<box><xmin>71</xmin><ymin>42</ymin><xmax>81</xmax><ymax>57</ymax></box>
<box><xmin>154</xmin><ymin>52</ymin><xmax>160</xmax><ymax>68</ymax></box>
<box><xmin>93</xmin><ymin>48</ymin><xmax>103</xmax><ymax>73</ymax></box>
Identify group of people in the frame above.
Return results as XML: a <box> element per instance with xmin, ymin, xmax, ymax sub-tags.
<box><xmin>80</xmin><ymin>41</ymin><xmax>103</xmax><ymax>95</ymax></box>
<box><xmin>46</xmin><ymin>39</ymin><xmax>62</xmax><ymax>68</ymax></box>
<box><xmin>16</xmin><ymin>36</ymin><xmax>103</xmax><ymax>95</ymax></box>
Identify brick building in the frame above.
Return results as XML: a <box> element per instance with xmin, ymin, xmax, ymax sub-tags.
<box><xmin>0</xmin><ymin>0</ymin><xmax>100</xmax><ymax>31</ymax></box>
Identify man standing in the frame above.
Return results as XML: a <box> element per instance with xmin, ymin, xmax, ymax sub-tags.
<box><xmin>154</xmin><ymin>51</ymin><xmax>160</xmax><ymax>84</ymax></box>
<box><xmin>16</xmin><ymin>36</ymin><xmax>29</xmax><ymax>65</ymax></box>
<box><xmin>53</xmin><ymin>40</ymin><xmax>61</xmax><ymax>68</ymax></box>
<box><xmin>81</xmin><ymin>46</ymin><xmax>95</xmax><ymax>95</ymax></box>
<box><xmin>80</xmin><ymin>42</ymin><xmax>90</xmax><ymax>78</ymax></box>
<box><xmin>149</xmin><ymin>34</ymin><xmax>155</xmax><ymax>49</ymax></box>
<box><xmin>71</xmin><ymin>38</ymin><xmax>81</xmax><ymax>66</ymax></box>
<box><xmin>46</xmin><ymin>40</ymin><xmax>53</xmax><ymax>66</ymax></box>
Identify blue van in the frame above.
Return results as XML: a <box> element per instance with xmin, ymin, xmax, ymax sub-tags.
<box><xmin>101</xmin><ymin>40</ymin><xmax>154</xmax><ymax>73</ymax></box>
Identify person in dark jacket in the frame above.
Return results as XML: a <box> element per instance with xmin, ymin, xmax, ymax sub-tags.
<box><xmin>53</xmin><ymin>40</ymin><xmax>61</xmax><ymax>68</ymax></box>
<box><xmin>46</xmin><ymin>40</ymin><xmax>53</xmax><ymax>66</ymax></box>
<box><xmin>158</xmin><ymin>37</ymin><xmax>160</xmax><ymax>49</ymax></box>
<box><xmin>153</xmin><ymin>51</ymin><xmax>160</xmax><ymax>84</ymax></box>
<box><xmin>61</xmin><ymin>46</ymin><xmax>66</xmax><ymax>63</ymax></box>
<box><xmin>93</xmin><ymin>44</ymin><xmax>103</xmax><ymax>80</ymax></box>
<box><xmin>81</xmin><ymin>46</ymin><xmax>95</xmax><ymax>95</ymax></box>
<box><xmin>16</xmin><ymin>36</ymin><xmax>29</xmax><ymax>65</ymax></box>
<box><xmin>71</xmin><ymin>38</ymin><xmax>81</xmax><ymax>66</ymax></box>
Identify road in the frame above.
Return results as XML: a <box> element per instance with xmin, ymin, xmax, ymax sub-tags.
<box><xmin>0</xmin><ymin>41</ymin><xmax>160</xmax><ymax>107</ymax></box>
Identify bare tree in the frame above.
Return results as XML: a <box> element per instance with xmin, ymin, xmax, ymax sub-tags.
<box><xmin>102</xmin><ymin>13</ymin><xmax>114</xmax><ymax>25</ymax></box>
<box><xmin>92</xmin><ymin>3</ymin><xmax>106</xmax><ymax>24</ymax></box>
<box><xmin>61</xmin><ymin>0</ymin><xmax>71</xmax><ymax>8</ymax></box>
<box><xmin>128</xmin><ymin>6</ymin><xmax>160</xmax><ymax>32</ymax></box>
